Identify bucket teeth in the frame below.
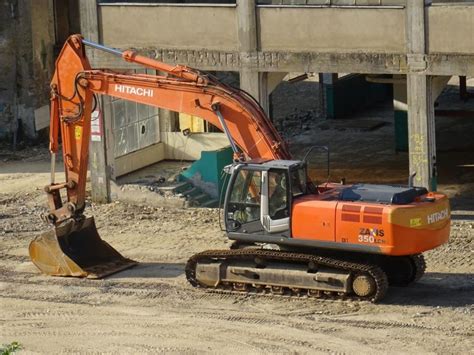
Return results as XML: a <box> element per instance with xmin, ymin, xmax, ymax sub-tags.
<box><xmin>29</xmin><ymin>217</ymin><xmax>136</xmax><ymax>278</ymax></box>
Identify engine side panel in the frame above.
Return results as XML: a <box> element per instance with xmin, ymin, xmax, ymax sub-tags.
<box><xmin>291</xmin><ymin>190</ymin><xmax>450</xmax><ymax>256</ymax></box>
<box><xmin>291</xmin><ymin>195</ymin><xmax>337</xmax><ymax>242</ymax></box>
<box><xmin>387</xmin><ymin>194</ymin><xmax>450</xmax><ymax>255</ymax></box>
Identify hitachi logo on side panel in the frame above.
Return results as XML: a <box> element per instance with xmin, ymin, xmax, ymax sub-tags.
<box><xmin>114</xmin><ymin>84</ymin><xmax>153</xmax><ymax>97</ymax></box>
<box><xmin>427</xmin><ymin>208</ymin><xmax>449</xmax><ymax>224</ymax></box>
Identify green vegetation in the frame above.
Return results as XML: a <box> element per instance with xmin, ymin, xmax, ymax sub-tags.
<box><xmin>1</xmin><ymin>342</ymin><xmax>22</xmax><ymax>355</ymax></box>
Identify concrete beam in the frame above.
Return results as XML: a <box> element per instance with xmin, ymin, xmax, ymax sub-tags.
<box><xmin>425</xmin><ymin>54</ymin><xmax>474</xmax><ymax>76</ymax></box>
<box><xmin>90</xmin><ymin>48</ymin><xmax>474</xmax><ymax>76</ymax></box>
<box><xmin>90</xmin><ymin>48</ymin><xmax>406</xmax><ymax>74</ymax></box>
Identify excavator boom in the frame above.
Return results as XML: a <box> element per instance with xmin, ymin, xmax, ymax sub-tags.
<box><xmin>30</xmin><ymin>35</ymin><xmax>289</xmax><ymax>278</ymax></box>
<box><xmin>50</xmin><ymin>35</ymin><xmax>288</xmax><ymax>217</ymax></box>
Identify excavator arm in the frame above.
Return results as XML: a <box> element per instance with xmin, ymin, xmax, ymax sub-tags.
<box><xmin>48</xmin><ymin>35</ymin><xmax>289</xmax><ymax>221</ymax></box>
<box><xmin>29</xmin><ymin>35</ymin><xmax>290</xmax><ymax>278</ymax></box>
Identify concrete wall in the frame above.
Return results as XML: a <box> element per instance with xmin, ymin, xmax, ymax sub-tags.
<box><xmin>428</xmin><ymin>4</ymin><xmax>474</xmax><ymax>54</ymax></box>
<box><xmin>99</xmin><ymin>5</ymin><xmax>239</xmax><ymax>51</ymax></box>
<box><xmin>0</xmin><ymin>0</ymin><xmax>17</xmax><ymax>140</ymax></box>
<box><xmin>114</xmin><ymin>142</ymin><xmax>165</xmax><ymax>177</ymax></box>
<box><xmin>30</xmin><ymin>0</ymin><xmax>55</xmax><ymax>107</ymax></box>
<box><xmin>260</xmin><ymin>0</ymin><xmax>407</xmax><ymax>4</ymax></box>
<box><xmin>99</xmin><ymin>4</ymin><xmax>407</xmax><ymax>54</ymax></box>
<box><xmin>258</xmin><ymin>7</ymin><xmax>406</xmax><ymax>53</ymax></box>
<box><xmin>0</xmin><ymin>0</ymin><xmax>55</xmax><ymax>142</ymax></box>
<box><xmin>90</xmin><ymin>2</ymin><xmax>474</xmax><ymax>76</ymax></box>
<box><xmin>161</xmin><ymin>132</ymin><xmax>229</xmax><ymax>161</ymax></box>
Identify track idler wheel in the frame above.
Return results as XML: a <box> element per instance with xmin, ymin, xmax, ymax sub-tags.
<box><xmin>352</xmin><ymin>274</ymin><xmax>376</xmax><ymax>297</ymax></box>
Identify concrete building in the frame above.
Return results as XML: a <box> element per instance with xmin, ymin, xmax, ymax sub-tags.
<box><xmin>80</xmin><ymin>0</ymin><xmax>473</xmax><ymax>200</ymax></box>
<box><xmin>1</xmin><ymin>0</ymin><xmax>473</xmax><ymax>201</ymax></box>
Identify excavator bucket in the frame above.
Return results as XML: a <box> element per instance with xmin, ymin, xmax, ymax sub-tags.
<box><xmin>29</xmin><ymin>217</ymin><xmax>136</xmax><ymax>278</ymax></box>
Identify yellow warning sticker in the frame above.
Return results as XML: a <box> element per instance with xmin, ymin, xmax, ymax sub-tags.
<box><xmin>75</xmin><ymin>126</ymin><xmax>82</xmax><ymax>140</ymax></box>
<box><xmin>410</xmin><ymin>218</ymin><xmax>422</xmax><ymax>227</ymax></box>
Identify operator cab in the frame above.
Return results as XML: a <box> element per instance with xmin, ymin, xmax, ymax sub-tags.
<box><xmin>224</xmin><ymin>160</ymin><xmax>307</xmax><ymax>238</ymax></box>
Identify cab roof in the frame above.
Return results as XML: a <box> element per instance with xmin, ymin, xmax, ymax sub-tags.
<box><xmin>242</xmin><ymin>159</ymin><xmax>303</xmax><ymax>170</ymax></box>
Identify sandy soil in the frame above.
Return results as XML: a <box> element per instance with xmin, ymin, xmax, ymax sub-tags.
<box><xmin>1</xmin><ymin>146</ymin><xmax>473</xmax><ymax>354</ymax></box>
<box><xmin>1</xmin><ymin>78</ymin><xmax>473</xmax><ymax>354</ymax></box>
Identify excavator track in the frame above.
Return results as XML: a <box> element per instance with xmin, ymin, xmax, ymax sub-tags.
<box><xmin>378</xmin><ymin>254</ymin><xmax>426</xmax><ymax>287</ymax></box>
<box><xmin>185</xmin><ymin>249</ymin><xmax>389</xmax><ymax>303</ymax></box>
<box><xmin>411</xmin><ymin>254</ymin><xmax>426</xmax><ymax>282</ymax></box>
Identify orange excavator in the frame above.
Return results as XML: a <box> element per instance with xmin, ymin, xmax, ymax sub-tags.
<box><xmin>29</xmin><ymin>35</ymin><xmax>450</xmax><ymax>302</ymax></box>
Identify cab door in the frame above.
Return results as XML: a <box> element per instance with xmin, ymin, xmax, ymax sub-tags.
<box><xmin>225</xmin><ymin>167</ymin><xmax>264</xmax><ymax>234</ymax></box>
<box><xmin>260</xmin><ymin>169</ymin><xmax>290</xmax><ymax>233</ymax></box>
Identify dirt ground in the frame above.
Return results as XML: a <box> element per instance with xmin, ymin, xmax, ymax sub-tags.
<box><xmin>1</xmin><ymin>77</ymin><xmax>473</xmax><ymax>354</ymax></box>
<box><xmin>0</xmin><ymin>142</ymin><xmax>473</xmax><ymax>354</ymax></box>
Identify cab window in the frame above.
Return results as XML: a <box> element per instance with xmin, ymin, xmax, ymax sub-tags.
<box><xmin>290</xmin><ymin>167</ymin><xmax>306</xmax><ymax>197</ymax></box>
<box><xmin>268</xmin><ymin>170</ymin><xmax>289</xmax><ymax>219</ymax></box>
<box><xmin>228</xmin><ymin>169</ymin><xmax>261</xmax><ymax>224</ymax></box>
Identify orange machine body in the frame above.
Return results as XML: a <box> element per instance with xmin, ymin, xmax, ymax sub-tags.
<box><xmin>292</xmin><ymin>186</ymin><xmax>450</xmax><ymax>256</ymax></box>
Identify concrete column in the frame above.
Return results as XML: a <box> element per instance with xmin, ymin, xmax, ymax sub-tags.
<box><xmin>322</xmin><ymin>73</ymin><xmax>338</xmax><ymax>119</ymax></box>
<box><xmin>407</xmin><ymin>75</ymin><xmax>436</xmax><ymax>190</ymax></box>
<box><xmin>236</xmin><ymin>1</ymin><xmax>286</xmax><ymax>116</ymax></box>
<box><xmin>394</xmin><ymin>74</ymin><xmax>449</xmax><ymax>154</ymax></box>
<box><xmin>80</xmin><ymin>0</ymin><xmax>111</xmax><ymax>203</ymax></box>
<box><xmin>406</xmin><ymin>0</ymin><xmax>436</xmax><ymax>190</ymax></box>
<box><xmin>239</xmin><ymin>69</ymin><xmax>261</xmax><ymax>102</ymax></box>
<box><xmin>237</xmin><ymin>0</ymin><xmax>270</xmax><ymax>114</ymax></box>
<box><xmin>237</xmin><ymin>0</ymin><xmax>257</xmax><ymax>53</ymax></box>
<box><xmin>393</xmin><ymin>75</ymin><xmax>408</xmax><ymax>152</ymax></box>
<box><xmin>460</xmin><ymin>76</ymin><xmax>468</xmax><ymax>100</ymax></box>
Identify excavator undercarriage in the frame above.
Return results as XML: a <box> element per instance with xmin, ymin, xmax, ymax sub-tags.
<box><xmin>186</xmin><ymin>248</ymin><xmax>426</xmax><ymax>303</ymax></box>
<box><xmin>186</xmin><ymin>248</ymin><xmax>389</xmax><ymax>302</ymax></box>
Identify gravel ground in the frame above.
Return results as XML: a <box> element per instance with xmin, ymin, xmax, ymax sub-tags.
<box><xmin>0</xmin><ymin>77</ymin><xmax>473</xmax><ymax>354</ymax></box>
<box><xmin>0</xmin><ymin>144</ymin><xmax>473</xmax><ymax>354</ymax></box>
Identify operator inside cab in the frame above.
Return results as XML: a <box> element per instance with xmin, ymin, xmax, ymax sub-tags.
<box><xmin>268</xmin><ymin>171</ymin><xmax>288</xmax><ymax>219</ymax></box>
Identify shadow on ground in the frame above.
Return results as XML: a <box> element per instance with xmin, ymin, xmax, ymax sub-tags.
<box><xmin>385</xmin><ymin>272</ymin><xmax>474</xmax><ymax>307</ymax></box>
<box><xmin>106</xmin><ymin>262</ymin><xmax>185</xmax><ymax>279</ymax></box>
